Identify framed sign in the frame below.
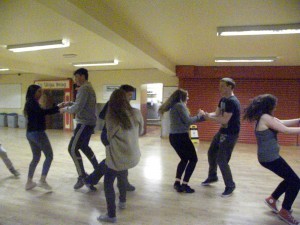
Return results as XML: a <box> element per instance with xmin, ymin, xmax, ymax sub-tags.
<box><xmin>103</xmin><ymin>85</ymin><xmax>137</xmax><ymax>100</ymax></box>
<box><xmin>103</xmin><ymin>85</ymin><xmax>120</xmax><ymax>100</ymax></box>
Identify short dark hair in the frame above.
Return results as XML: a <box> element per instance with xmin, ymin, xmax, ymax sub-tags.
<box><xmin>221</xmin><ymin>77</ymin><xmax>236</xmax><ymax>89</ymax></box>
<box><xmin>120</xmin><ymin>84</ymin><xmax>135</xmax><ymax>93</ymax></box>
<box><xmin>74</xmin><ymin>68</ymin><xmax>88</xmax><ymax>80</ymax></box>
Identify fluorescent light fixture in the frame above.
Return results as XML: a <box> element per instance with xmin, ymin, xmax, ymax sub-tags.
<box><xmin>217</xmin><ymin>23</ymin><xmax>300</xmax><ymax>36</ymax></box>
<box><xmin>73</xmin><ymin>59</ymin><xmax>119</xmax><ymax>67</ymax></box>
<box><xmin>6</xmin><ymin>39</ymin><xmax>70</xmax><ymax>52</ymax></box>
<box><xmin>215</xmin><ymin>57</ymin><xmax>277</xmax><ymax>63</ymax></box>
<box><xmin>0</xmin><ymin>68</ymin><xmax>9</xmax><ymax>71</ymax></box>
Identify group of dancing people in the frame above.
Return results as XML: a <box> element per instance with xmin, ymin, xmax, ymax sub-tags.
<box><xmin>1</xmin><ymin>70</ymin><xmax>300</xmax><ymax>225</ymax></box>
<box><xmin>159</xmin><ymin>77</ymin><xmax>300</xmax><ymax>225</ymax></box>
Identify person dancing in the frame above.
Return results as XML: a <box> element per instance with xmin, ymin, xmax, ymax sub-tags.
<box><xmin>244</xmin><ymin>94</ymin><xmax>300</xmax><ymax>225</ymax></box>
<box><xmin>98</xmin><ymin>89</ymin><xmax>144</xmax><ymax>223</ymax></box>
<box><xmin>24</xmin><ymin>84</ymin><xmax>63</xmax><ymax>190</ymax></box>
<box><xmin>159</xmin><ymin>89</ymin><xmax>204</xmax><ymax>193</ymax></box>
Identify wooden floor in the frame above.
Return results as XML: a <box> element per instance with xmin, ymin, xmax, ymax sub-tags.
<box><xmin>0</xmin><ymin>126</ymin><xmax>300</xmax><ymax>225</ymax></box>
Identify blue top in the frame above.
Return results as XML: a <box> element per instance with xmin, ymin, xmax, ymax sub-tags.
<box><xmin>255</xmin><ymin>128</ymin><xmax>280</xmax><ymax>162</ymax></box>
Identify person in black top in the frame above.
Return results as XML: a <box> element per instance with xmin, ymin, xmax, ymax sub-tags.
<box><xmin>84</xmin><ymin>85</ymin><xmax>136</xmax><ymax>191</ymax></box>
<box><xmin>24</xmin><ymin>84</ymin><xmax>64</xmax><ymax>190</ymax></box>
<box><xmin>201</xmin><ymin>78</ymin><xmax>240</xmax><ymax>197</ymax></box>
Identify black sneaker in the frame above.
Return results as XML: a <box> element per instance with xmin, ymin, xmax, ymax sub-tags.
<box><xmin>201</xmin><ymin>177</ymin><xmax>218</xmax><ymax>186</ymax></box>
<box><xmin>181</xmin><ymin>185</ymin><xmax>195</xmax><ymax>193</ymax></box>
<box><xmin>74</xmin><ymin>176</ymin><xmax>84</xmax><ymax>190</ymax></box>
<box><xmin>82</xmin><ymin>177</ymin><xmax>97</xmax><ymax>191</ymax></box>
<box><xmin>221</xmin><ymin>186</ymin><xmax>235</xmax><ymax>197</ymax></box>
<box><xmin>173</xmin><ymin>182</ymin><xmax>183</xmax><ymax>192</ymax></box>
<box><xmin>126</xmin><ymin>183</ymin><xmax>136</xmax><ymax>192</ymax></box>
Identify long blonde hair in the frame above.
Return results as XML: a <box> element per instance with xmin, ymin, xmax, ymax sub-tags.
<box><xmin>158</xmin><ymin>89</ymin><xmax>188</xmax><ymax>115</ymax></box>
<box><xmin>106</xmin><ymin>89</ymin><xmax>136</xmax><ymax>130</ymax></box>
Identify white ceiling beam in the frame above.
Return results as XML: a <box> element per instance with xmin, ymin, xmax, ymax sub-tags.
<box><xmin>37</xmin><ymin>0</ymin><xmax>175</xmax><ymax>75</ymax></box>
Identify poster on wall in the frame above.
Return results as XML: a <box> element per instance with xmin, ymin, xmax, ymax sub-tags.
<box><xmin>103</xmin><ymin>85</ymin><xmax>137</xmax><ymax>100</ymax></box>
<box><xmin>103</xmin><ymin>85</ymin><xmax>120</xmax><ymax>100</ymax></box>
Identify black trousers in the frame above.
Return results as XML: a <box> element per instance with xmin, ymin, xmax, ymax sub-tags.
<box><xmin>169</xmin><ymin>133</ymin><xmax>198</xmax><ymax>183</ymax></box>
<box><xmin>260</xmin><ymin>157</ymin><xmax>300</xmax><ymax>210</ymax></box>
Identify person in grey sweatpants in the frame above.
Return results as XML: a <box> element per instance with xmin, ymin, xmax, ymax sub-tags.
<box><xmin>60</xmin><ymin>68</ymin><xmax>98</xmax><ymax>190</ymax></box>
<box><xmin>0</xmin><ymin>144</ymin><xmax>19</xmax><ymax>177</ymax></box>
<box><xmin>201</xmin><ymin>78</ymin><xmax>240</xmax><ymax>198</ymax></box>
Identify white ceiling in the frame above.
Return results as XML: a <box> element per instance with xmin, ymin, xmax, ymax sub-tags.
<box><xmin>0</xmin><ymin>0</ymin><xmax>299</xmax><ymax>77</ymax></box>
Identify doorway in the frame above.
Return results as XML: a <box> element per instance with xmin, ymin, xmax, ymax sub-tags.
<box><xmin>146</xmin><ymin>83</ymin><xmax>163</xmax><ymax>125</ymax></box>
<box><xmin>40</xmin><ymin>90</ymin><xmax>64</xmax><ymax>129</ymax></box>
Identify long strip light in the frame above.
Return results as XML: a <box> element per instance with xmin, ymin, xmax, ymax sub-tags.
<box><xmin>215</xmin><ymin>57</ymin><xmax>277</xmax><ymax>63</ymax></box>
<box><xmin>6</xmin><ymin>39</ymin><xmax>70</xmax><ymax>52</ymax></box>
<box><xmin>0</xmin><ymin>68</ymin><xmax>9</xmax><ymax>71</ymax></box>
<box><xmin>73</xmin><ymin>59</ymin><xmax>119</xmax><ymax>67</ymax></box>
<box><xmin>217</xmin><ymin>23</ymin><xmax>300</xmax><ymax>36</ymax></box>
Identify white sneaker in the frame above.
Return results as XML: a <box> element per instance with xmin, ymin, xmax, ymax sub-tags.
<box><xmin>25</xmin><ymin>181</ymin><xmax>37</xmax><ymax>190</ymax></box>
<box><xmin>38</xmin><ymin>181</ymin><xmax>52</xmax><ymax>190</ymax></box>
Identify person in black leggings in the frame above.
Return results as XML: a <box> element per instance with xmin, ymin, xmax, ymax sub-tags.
<box><xmin>244</xmin><ymin>94</ymin><xmax>300</xmax><ymax>225</ymax></box>
<box><xmin>159</xmin><ymin>89</ymin><xmax>204</xmax><ymax>193</ymax></box>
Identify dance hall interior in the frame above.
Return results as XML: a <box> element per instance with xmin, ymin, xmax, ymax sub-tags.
<box><xmin>0</xmin><ymin>1</ymin><xmax>299</xmax><ymax>225</ymax></box>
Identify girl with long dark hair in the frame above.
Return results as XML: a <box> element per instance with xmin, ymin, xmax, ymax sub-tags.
<box><xmin>98</xmin><ymin>89</ymin><xmax>144</xmax><ymax>223</ymax></box>
<box><xmin>24</xmin><ymin>84</ymin><xmax>63</xmax><ymax>190</ymax></box>
<box><xmin>244</xmin><ymin>94</ymin><xmax>300</xmax><ymax>225</ymax></box>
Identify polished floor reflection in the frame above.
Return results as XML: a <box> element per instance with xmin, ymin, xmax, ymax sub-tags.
<box><xmin>0</xmin><ymin>126</ymin><xmax>299</xmax><ymax>225</ymax></box>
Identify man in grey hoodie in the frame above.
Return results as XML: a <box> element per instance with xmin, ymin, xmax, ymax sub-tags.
<box><xmin>60</xmin><ymin>68</ymin><xmax>98</xmax><ymax>190</ymax></box>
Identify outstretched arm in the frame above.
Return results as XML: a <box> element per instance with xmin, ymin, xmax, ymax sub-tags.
<box><xmin>279</xmin><ymin>118</ymin><xmax>300</xmax><ymax>127</ymax></box>
<box><xmin>263</xmin><ymin>115</ymin><xmax>300</xmax><ymax>134</ymax></box>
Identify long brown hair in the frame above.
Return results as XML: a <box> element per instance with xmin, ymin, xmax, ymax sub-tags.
<box><xmin>106</xmin><ymin>89</ymin><xmax>136</xmax><ymax>130</ymax></box>
<box><xmin>243</xmin><ymin>94</ymin><xmax>277</xmax><ymax>122</ymax></box>
<box><xmin>158</xmin><ymin>89</ymin><xmax>188</xmax><ymax>115</ymax></box>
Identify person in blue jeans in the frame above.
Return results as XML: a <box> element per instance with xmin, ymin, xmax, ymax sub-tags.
<box><xmin>244</xmin><ymin>94</ymin><xmax>300</xmax><ymax>225</ymax></box>
<box><xmin>84</xmin><ymin>85</ymin><xmax>136</xmax><ymax>192</ymax></box>
<box><xmin>201</xmin><ymin>78</ymin><xmax>240</xmax><ymax>198</ymax></box>
<box><xmin>24</xmin><ymin>84</ymin><xmax>64</xmax><ymax>190</ymax></box>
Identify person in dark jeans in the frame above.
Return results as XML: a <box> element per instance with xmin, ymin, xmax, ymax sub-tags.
<box><xmin>159</xmin><ymin>89</ymin><xmax>205</xmax><ymax>193</ymax></box>
<box><xmin>201</xmin><ymin>78</ymin><xmax>240</xmax><ymax>198</ymax></box>
<box><xmin>97</xmin><ymin>89</ymin><xmax>144</xmax><ymax>223</ymax></box>
<box><xmin>84</xmin><ymin>85</ymin><xmax>136</xmax><ymax>191</ymax></box>
<box><xmin>244</xmin><ymin>94</ymin><xmax>300</xmax><ymax>225</ymax></box>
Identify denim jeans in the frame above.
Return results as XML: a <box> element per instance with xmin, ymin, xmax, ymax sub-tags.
<box><xmin>26</xmin><ymin>131</ymin><xmax>53</xmax><ymax>178</ymax></box>
<box><xmin>104</xmin><ymin>168</ymin><xmax>128</xmax><ymax>217</ymax></box>
<box><xmin>207</xmin><ymin>131</ymin><xmax>238</xmax><ymax>187</ymax></box>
